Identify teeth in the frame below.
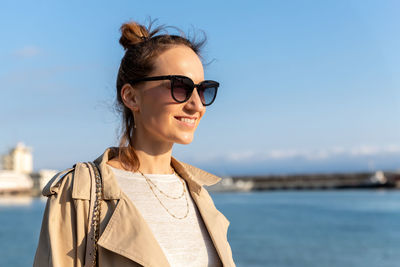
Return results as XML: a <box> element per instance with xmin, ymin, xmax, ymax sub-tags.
<box><xmin>178</xmin><ymin>117</ymin><xmax>195</xmax><ymax>124</ymax></box>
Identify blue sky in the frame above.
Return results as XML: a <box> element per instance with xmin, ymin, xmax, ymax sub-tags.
<box><xmin>1</xmin><ymin>0</ymin><xmax>399</xmax><ymax>175</ymax></box>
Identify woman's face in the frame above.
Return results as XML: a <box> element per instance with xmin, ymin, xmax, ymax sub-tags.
<box><xmin>126</xmin><ymin>45</ymin><xmax>206</xmax><ymax>146</ymax></box>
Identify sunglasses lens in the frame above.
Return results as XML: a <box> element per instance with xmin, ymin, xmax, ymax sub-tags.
<box><xmin>199</xmin><ymin>82</ymin><xmax>218</xmax><ymax>106</ymax></box>
<box><xmin>172</xmin><ymin>77</ymin><xmax>193</xmax><ymax>102</ymax></box>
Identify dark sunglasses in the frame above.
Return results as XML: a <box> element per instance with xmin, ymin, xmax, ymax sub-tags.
<box><xmin>128</xmin><ymin>75</ymin><xmax>219</xmax><ymax>106</ymax></box>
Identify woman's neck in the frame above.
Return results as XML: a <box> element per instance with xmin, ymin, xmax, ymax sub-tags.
<box><xmin>133</xmin><ymin>148</ymin><xmax>174</xmax><ymax>174</ymax></box>
<box><xmin>108</xmin><ymin>133</ymin><xmax>175</xmax><ymax>174</ymax></box>
<box><xmin>107</xmin><ymin>150</ymin><xmax>174</xmax><ymax>175</ymax></box>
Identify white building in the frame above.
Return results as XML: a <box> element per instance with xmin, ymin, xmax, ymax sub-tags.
<box><xmin>0</xmin><ymin>143</ymin><xmax>58</xmax><ymax>195</ymax></box>
<box><xmin>0</xmin><ymin>170</ymin><xmax>33</xmax><ymax>193</ymax></box>
<box><xmin>2</xmin><ymin>142</ymin><xmax>33</xmax><ymax>174</ymax></box>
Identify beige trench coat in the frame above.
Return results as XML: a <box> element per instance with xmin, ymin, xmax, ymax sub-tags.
<box><xmin>33</xmin><ymin>147</ymin><xmax>236</xmax><ymax>267</ymax></box>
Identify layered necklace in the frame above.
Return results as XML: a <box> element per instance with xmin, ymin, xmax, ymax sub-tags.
<box><xmin>138</xmin><ymin>167</ymin><xmax>189</xmax><ymax>219</ymax></box>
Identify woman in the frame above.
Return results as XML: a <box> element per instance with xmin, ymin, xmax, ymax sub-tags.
<box><xmin>34</xmin><ymin>20</ymin><xmax>235</xmax><ymax>267</ymax></box>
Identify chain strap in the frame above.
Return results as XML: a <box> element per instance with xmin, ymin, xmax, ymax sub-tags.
<box><xmin>87</xmin><ymin>162</ymin><xmax>103</xmax><ymax>267</ymax></box>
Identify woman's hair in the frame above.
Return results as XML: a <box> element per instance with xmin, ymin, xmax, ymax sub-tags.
<box><xmin>116</xmin><ymin>19</ymin><xmax>207</xmax><ymax>171</ymax></box>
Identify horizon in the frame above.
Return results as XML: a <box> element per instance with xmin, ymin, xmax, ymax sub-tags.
<box><xmin>1</xmin><ymin>142</ymin><xmax>399</xmax><ymax>176</ymax></box>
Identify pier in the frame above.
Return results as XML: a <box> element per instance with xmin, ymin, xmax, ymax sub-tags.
<box><xmin>207</xmin><ymin>171</ymin><xmax>400</xmax><ymax>192</ymax></box>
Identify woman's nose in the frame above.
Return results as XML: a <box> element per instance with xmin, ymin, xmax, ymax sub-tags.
<box><xmin>185</xmin><ymin>88</ymin><xmax>204</xmax><ymax>111</ymax></box>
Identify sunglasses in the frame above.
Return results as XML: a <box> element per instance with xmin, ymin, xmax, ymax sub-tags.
<box><xmin>128</xmin><ymin>75</ymin><xmax>219</xmax><ymax>106</ymax></box>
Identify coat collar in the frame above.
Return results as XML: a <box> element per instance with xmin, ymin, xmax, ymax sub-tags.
<box><xmin>71</xmin><ymin>147</ymin><xmax>221</xmax><ymax>200</ymax></box>
<box><xmin>91</xmin><ymin>147</ymin><xmax>221</xmax><ymax>199</ymax></box>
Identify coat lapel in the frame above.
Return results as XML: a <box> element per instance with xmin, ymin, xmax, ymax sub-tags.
<box><xmin>173</xmin><ymin>157</ymin><xmax>233</xmax><ymax>266</ymax></box>
<box><xmin>97</xmin><ymin>192</ymin><xmax>171</xmax><ymax>267</ymax></box>
<box><xmin>190</xmin><ymin>189</ymin><xmax>232</xmax><ymax>266</ymax></box>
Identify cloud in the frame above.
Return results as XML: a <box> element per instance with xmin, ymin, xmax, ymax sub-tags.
<box><xmin>13</xmin><ymin>46</ymin><xmax>40</xmax><ymax>58</ymax></box>
<box><xmin>223</xmin><ymin>145</ymin><xmax>400</xmax><ymax>163</ymax></box>
<box><xmin>226</xmin><ymin>150</ymin><xmax>257</xmax><ymax>161</ymax></box>
<box><xmin>176</xmin><ymin>145</ymin><xmax>400</xmax><ymax>175</ymax></box>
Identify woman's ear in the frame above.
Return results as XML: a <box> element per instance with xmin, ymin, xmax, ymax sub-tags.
<box><xmin>121</xmin><ymin>84</ymin><xmax>140</xmax><ymax>111</ymax></box>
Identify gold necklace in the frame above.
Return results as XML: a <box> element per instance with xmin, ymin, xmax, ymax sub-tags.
<box><xmin>138</xmin><ymin>168</ymin><xmax>189</xmax><ymax>219</ymax></box>
<box><xmin>144</xmin><ymin>168</ymin><xmax>185</xmax><ymax>199</ymax></box>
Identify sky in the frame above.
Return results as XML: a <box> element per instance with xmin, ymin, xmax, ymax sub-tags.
<box><xmin>1</xmin><ymin>0</ymin><xmax>400</xmax><ymax>176</ymax></box>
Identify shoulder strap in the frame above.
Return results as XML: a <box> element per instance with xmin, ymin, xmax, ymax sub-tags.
<box><xmin>84</xmin><ymin>162</ymin><xmax>103</xmax><ymax>267</ymax></box>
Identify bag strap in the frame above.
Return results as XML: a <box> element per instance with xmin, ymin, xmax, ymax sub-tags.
<box><xmin>84</xmin><ymin>162</ymin><xmax>103</xmax><ymax>267</ymax></box>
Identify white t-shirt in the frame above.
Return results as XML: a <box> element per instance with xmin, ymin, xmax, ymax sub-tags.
<box><xmin>109</xmin><ymin>165</ymin><xmax>222</xmax><ymax>267</ymax></box>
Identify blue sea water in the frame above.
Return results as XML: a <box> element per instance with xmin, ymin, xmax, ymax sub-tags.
<box><xmin>0</xmin><ymin>190</ymin><xmax>399</xmax><ymax>267</ymax></box>
<box><xmin>213</xmin><ymin>190</ymin><xmax>400</xmax><ymax>267</ymax></box>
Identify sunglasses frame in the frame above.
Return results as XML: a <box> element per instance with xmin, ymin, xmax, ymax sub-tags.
<box><xmin>128</xmin><ymin>75</ymin><xmax>219</xmax><ymax>106</ymax></box>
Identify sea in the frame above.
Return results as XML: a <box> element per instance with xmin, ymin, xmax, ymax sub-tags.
<box><xmin>0</xmin><ymin>189</ymin><xmax>399</xmax><ymax>267</ymax></box>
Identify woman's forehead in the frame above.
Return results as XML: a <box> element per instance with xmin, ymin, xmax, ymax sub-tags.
<box><xmin>151</xmin><ymin>46</ymin><xmax>204</xmax><ymax>81</ymax></box>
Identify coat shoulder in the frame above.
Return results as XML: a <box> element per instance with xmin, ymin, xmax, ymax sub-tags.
<box><xmin>41</xmin><ymin>162</ymin><xmax>91</xmax><ymax>198</ymax></box>
<box><xmin>42</xmin><ymin>168</ymin><xmax>74</xmax><ymax>197</ymax></box>
<box><xmin>35</xmin><ymin>162</ymin><xmax>92</xmax><ymax>267</ymax></box>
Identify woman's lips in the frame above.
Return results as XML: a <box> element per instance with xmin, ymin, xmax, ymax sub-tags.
<box><xmin>174</xmin><ymin>116</ymin><xmax>197</xmax><ymax>128</ymax></box>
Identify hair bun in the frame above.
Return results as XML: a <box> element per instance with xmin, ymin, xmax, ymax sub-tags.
<box><xmin>119</xmin><ymin>22</ymin><xmax>150</xmax><ymax>50</ymax></box>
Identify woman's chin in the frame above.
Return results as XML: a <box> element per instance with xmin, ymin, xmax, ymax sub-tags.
<box><xmin>174</xmin><ymin>134</ymin><xmax>194</xmax><ymax>145</ymax></box>
<box><xmin>176</xmin><ymin>139</ymin><xmax>193</xmax><ymax>145</ymax></box>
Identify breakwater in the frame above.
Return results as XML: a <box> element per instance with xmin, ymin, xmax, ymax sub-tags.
<box><xmin>207</xmin><ymin>171</ymin><xmax>400</xmax><ymax>192</ymax></box>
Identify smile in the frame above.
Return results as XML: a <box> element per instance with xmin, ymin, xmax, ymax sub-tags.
<box><xmin>174</xmin><ymin>116</ymin><xmax>197</xmax><ymax>127</ymax></box>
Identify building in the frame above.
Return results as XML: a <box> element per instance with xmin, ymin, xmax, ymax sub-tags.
<box><xmin>2</xmin><ymin>142</ymin><xmax>33</xmax><ymax>174</ymax></box>
<box><xmin>1</xmin><ymin>142</ymin><xmax>58</xmax><ymax>196</ymax></box>
<box><xmin>0</xmin><ymin>170</ymin><xmax>33</xmax><ymax>194</ymax></box>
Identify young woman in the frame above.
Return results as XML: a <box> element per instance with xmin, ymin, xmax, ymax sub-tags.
<box><xmin>34</xmin><ymin>20</ymin><xmax>235</xmax><ymax>267</ymax></box>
